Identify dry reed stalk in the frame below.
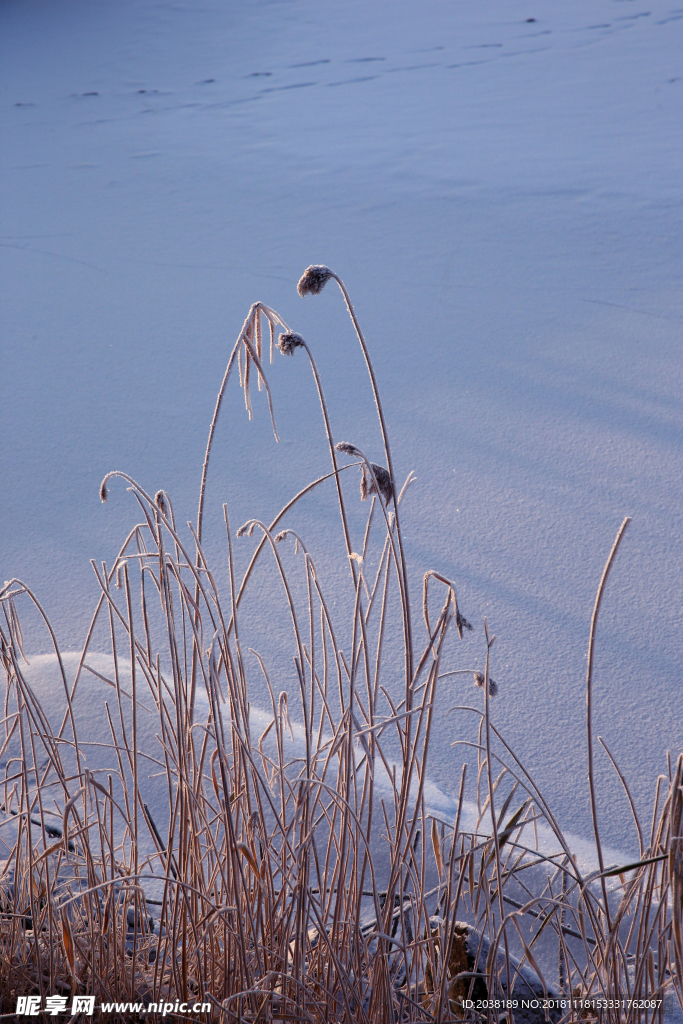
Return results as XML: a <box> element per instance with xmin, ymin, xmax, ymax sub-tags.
<box><xmin>297</xmin><ymin>266</ymin><xmax>414</xmax><ymax>715</ymax></box>
<box><xmin>586</xmin><ymin>517</ymin><xmax>631</xmax><ymax>929</ymax></box>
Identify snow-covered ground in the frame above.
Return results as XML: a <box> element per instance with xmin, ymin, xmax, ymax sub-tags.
<box><xmin>2</xmin><ymin>0</ymin><xmax>682</xmax><ymax>862</ymax></box>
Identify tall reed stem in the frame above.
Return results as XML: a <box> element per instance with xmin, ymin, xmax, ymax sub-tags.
<box><xmin>586</xmin><ymin>517</ymin><xmax>630</xmax><ymax>928</ymax></box>
<box><xmin>328</xmin><ymin>272</ymin><xmax>414</xmax><ymax>692</ymax></box>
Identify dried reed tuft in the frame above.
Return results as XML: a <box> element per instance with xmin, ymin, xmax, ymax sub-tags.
<box><xmin>277</xmin><ymin>331</ymin><xmax>306</xmax><ymax>356</ymax></box>
<box><xmin>297</xmin><ymin>264</ymin><xmax>334</xmax><ymax>296</ymax></box>
<box><xmin>474</xmin><ymin>670</ymin><xmax>497</xmax><ymax>696</ymax></box>
<box><xmin>334</xmin><ymin>441</ymin><xmax>362</xmax><ymax>458</ymax></box>
<box><xmin>360</xmin><ymin>461</ymin><xmax>393</xmax><ymax>505</ymax></box>
<box><xmin>457</xmin><ymin>612</ymin><xmax>473</xmax><ymax>637</ymax></box>
<box><xmin>154</xmin><ymin>490</ymin><xmax>168</xmax><ymax>516</ymax></box>
<box><xmin>335</xmin><ymin>443</ymin><xmax>393</xmax><ymax>505</ymax></box>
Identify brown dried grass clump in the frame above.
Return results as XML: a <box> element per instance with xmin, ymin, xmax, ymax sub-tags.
<box><xmin>0</xmin><ymin>267</ymin><xmax>679</xmax><ymax>1023</ymax></box>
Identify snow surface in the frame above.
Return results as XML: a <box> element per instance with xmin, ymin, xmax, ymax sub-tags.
<box><xmin>2</xmin><ymin>0</ymin><xmax>682</xmax><ymax>860</ymax></box>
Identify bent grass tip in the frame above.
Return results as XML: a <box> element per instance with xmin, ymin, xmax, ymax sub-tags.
<box><xmin>334</xmin><ymin>441</ymin><xmax>362</xmax><ymax>458</ymax></box>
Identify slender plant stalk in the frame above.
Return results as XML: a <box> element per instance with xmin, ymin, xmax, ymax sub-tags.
<box><xmin>587</xmin><ymin>517</ymin><xmax>630</xmax><ymax>927</ymax></box>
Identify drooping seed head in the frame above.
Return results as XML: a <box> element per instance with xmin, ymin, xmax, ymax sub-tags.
<box><xmin>297</xmin><ymin>265</ymin><xmax>334</xmax><ymax>296</ymax></box>
<box><xmin>474</xmin><ymin>672</ymin><xmax>498</xmax><ymax>697</ymax></box>
<box><xmin>361</xmin><ymin>462</ymin><xmax>393</xmax><ymax>505</ymax></box>
<box><xmin>99</xmin><ymin>479</ymin><xmax>109</xmax><ymax>503</ymax></box>
<box><xmin>335</xmin><ymin>442</ymin><xmax>362</xmax><ymax>458</ymax></box>
<box><xmin>155</xmin><ymin>491</ymin><xmax>168</xmax><ymax>516</ymax></box>
<box><xmin>277</xmin><ymin>332</ymin><xmax>305</xmax><ymax>356</ymax></box>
